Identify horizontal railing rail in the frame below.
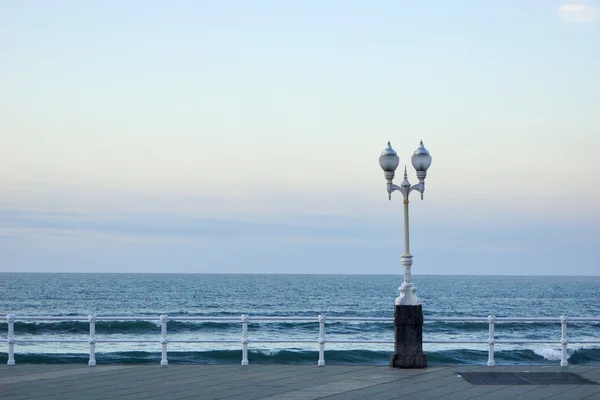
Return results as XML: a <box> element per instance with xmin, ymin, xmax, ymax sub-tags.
<box><xmin>4</xmin><ymin>314</ymin><xmax>600</xmax><ymax>367</ymax></box>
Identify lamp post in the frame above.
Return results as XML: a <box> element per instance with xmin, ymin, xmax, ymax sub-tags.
<box><xmin>379</xmin><ymin>139</ymin><xmax>432</xmax><ymax>368</ymax></box>
<box><xmin>379</xmin><ymin>140</ymin><xmax>432</xmax><ymax>305</ymax></box>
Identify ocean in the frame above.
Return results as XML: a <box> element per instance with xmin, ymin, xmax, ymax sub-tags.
<box><xmin>1</xmin><ymin>273</ymin><xmax>599</xmax><ymax>366</ymax></box>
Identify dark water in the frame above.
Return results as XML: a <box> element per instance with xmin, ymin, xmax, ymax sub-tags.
<box><xmin>1</xmin><ymin>273</ymin><xmax>599</xmax><ymax>365</ymax></box>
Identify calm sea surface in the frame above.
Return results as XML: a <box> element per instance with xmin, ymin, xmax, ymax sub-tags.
<box><xmin>1</xmin><ymin>274</ymin><xmax>599</xmax><ymax>365</ymax></box>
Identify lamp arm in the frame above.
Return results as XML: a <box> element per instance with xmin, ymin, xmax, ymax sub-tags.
<box><xmin>386</xmin><ymin>183</ymin><xmax>404</xmax><ymax>200</ymax></box>
<box><xmin>388</xmin><ymin>183</ymin><xmax>403</xmax><ymax>193</ymax></box>
<box><xmin>388</xmin><ymin>183</ymin><xmax>414</xmax><ymax>201</ymax></box>
<box><xmin>408</xmin><ymin>182</ymin><xmax>426</xmax><ymax>200</ymax></box>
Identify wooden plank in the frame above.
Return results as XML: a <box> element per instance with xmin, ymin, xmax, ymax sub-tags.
<box><xmin>507</xmin><ymin>385</ymin><xmax>580</xmax><ymax>399</ymax></box>
<box><xmin>1</xmin><ymin>365</ymin><xmax>599</xmax><ymax>400</ymax></box>
<box><xmin>544</xmin><ymin>385</ymin><xmax>600</xmax><ymax>399</ymax></box>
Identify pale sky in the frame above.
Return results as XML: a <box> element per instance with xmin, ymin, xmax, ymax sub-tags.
<box><xmin>1</xmin><ymin>1</ymin><xmax>599</xmax><ymax>275</ymax></box>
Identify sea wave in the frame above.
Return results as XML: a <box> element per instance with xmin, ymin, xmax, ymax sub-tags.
<box><xmin>1</xmin><ymin>320</ymin><xmax>596</xmax><ymax>341</ymax></box>
<box><xmin>0</xmin><ymin>320</ymin><xmax>389</xmax><ymax>335</ymax></box>
<box><xmin>1</xmin><ymin>347</ymin><xmax>599</xmax><ymax>366</ymax></box>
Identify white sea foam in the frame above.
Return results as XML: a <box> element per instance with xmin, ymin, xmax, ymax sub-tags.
<box><xmin>258</xmin><ymin>348</ymin><xmax>282</xmax><ymax>356</ymax></box>
<box><xmin>533</xmin><ymin>347</ymin><xmax>564</xmax><ymax>361</ymax></box>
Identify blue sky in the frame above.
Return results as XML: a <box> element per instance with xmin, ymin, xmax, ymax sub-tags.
<box><xmin>1</xmin><ymin>1</ymin><xmax>599</xmax><ymax>275</ymax></box>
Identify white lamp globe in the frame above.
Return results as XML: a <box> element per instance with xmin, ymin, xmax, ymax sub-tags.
<box><xmin>379</xmin><ymin>141</ymin><xmax>400</xmax><ymax>172</ymax></box>
<box><xmin>411</xmin><ymin>140</ymin><xmax>432</xmax><ymax>172</ymax></box>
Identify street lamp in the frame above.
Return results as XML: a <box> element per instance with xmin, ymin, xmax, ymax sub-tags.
<box><xmin>379</xmin><ymin>140</ymin><xmax>432</xmax><ymax>306</ymax></box>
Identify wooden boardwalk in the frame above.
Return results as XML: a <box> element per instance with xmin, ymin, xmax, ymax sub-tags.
<box><xmin>1</xmin><ymin>364</ymin><xmax>599</xmax><ymax>399</ymax></box>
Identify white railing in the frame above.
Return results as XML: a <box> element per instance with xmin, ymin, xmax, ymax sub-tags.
<box><xmin>4</xmin><ymin>314</ymin><xmax>600</xmax><ymax>367</ymax></box>
<box><xmin>426</xmin><ymin>316</ymin><xmax>600</xmax><ymax>367</ymax></box>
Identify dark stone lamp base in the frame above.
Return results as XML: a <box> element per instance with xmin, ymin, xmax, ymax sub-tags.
<box><xmin>390</xmin><ymin>304</ymin><xmax>427</xmax><ymax>368</ymax></box>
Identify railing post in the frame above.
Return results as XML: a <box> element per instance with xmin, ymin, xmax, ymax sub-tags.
<box><xmin>160</xmin><ymin>314</ymin><xmax>168</xmax><ymax>367</ymax></box>
<box><xmin>560</xmin><ymin>315</ymin><xmax>568</xmax><ymax>367</ymax></box>
<box><xmin>318</xmin><ymin>314</ymin><xmax>326</xmax><ymax>366</ymax></box>
<box><xmin>487</xmin><ymin>315</ymin><xmax>495</xmax><ymax>367</ymax></box>
<box><xmin>7</xmin><ymin>314</ymin><xmax>15</xmax><ymax>366</ymax></box>
<box><xmin>241</xmin><ymin>314</ymin><xmax>249</xmax><ymax>366</ymax></box>
<box><xmin>88</xmin><ymin>315</ymin><xmax>96</xmax><ymax>367</ymax></box>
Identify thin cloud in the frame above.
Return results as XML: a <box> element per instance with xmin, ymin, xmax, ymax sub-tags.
<box><xmin>0</xmin><ymin>208</ymin><xmax>382</xmax><ymax>243</ymax></box>
<box><xmin>558</xmin><ymin>3</ymin><xmax>598</xmax><ymax>23</ymax></box>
